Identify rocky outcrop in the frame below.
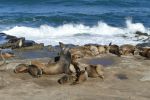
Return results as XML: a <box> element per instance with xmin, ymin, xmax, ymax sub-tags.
<box><xmin>0</xmin><ymin>33</ymin><xmax>43</xmax><ymax>50</ymax></box>
<box><xmin>134</xmin><ymin>31</ymin><xmax>150</xmax><ymax>42</ymax></box>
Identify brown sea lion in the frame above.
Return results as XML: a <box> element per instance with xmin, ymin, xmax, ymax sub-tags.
<box><xmin>120</xmin><ymin>44</ymin><xmax>135</xmax><ymax>55</ymax></box>
<box><xmin>97</xmin><ymin>45</ymin><xmax>108</xmax><ymax>54</ymax></box>
<box><xmin>28</xmin><ymin>65</ymin><xmax>43</xmax><ymax>78</ymax></box>
<box><xmin>139</xmin><ymin>48</ymin><xmax>150</xmax><ymax>58</ymax></box>
<box><xmin>14</xmin><ymin>64</ymin><xmax>29</xmax><ymax>73</ymax></box>
<box><xmin>108</xmin><ymin>42</ymin><xmax>121</xmax><ymax>57</ymax></box>
<box><xmin>70</xmin><ymin>46</ymin><xmax>86</xmax><ymax>59</ymax></box>
<box><xmin>42</xmin><ymin>42</ymin><xmax>72</xmax><ymax>75</ymax></box>
<box><xmin>31</xmin><ymin>60</ymin><xmax>46</xmax><ymax>70</ymax></box>
<box><xmin>87</xmin><ymin>64</ymin><xmax>104</xmax><ymax>79</ymax></box>
<box><xmin>58</xmin><ymin>74</ymin><xmax>76</xmax><ymax>84</ymax></box>
<box><xmin>72</xmin><ymin>62</ymin><xmax>104</xmax><ymax>79</ymax></box>
<box><xmin>72</xmin><ymin>68</ymin><xmax>88</xmax><ymax>85</ymax></box>
<box><xmin>84</xmin><ymin>44</ymin><xmax>99</xmax><ymax>56</ymax></box>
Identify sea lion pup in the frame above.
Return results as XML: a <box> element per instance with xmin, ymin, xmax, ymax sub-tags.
<box><xmin>28</xmin><ymin>65</ymin><xmax>43</xmax><ymax>78</ymax></box>
<box><xmin>73</xmin><ymin>62</ymin><xmax>104</xmax><ymax>79</ymax></box>
<box><xmin>87</xmin><ymin>64</ymin><xmax>104</xmax><ymax>79</ymax></box>
<box><xmin>14</xmin><ymin>64</ymin><xmax>29</xmax><ymax>73</ymax></box>
<box><xmin>57</xmin><ymin>74</ymin><xmax>76</xmax><ymax>84</ymax></box>
<box><xmin>108</xmin><ymin>42</ymin><xmax>121</xmax><ymax>57</ymax></box>
<box><xmin>72</xmin><ymin>68</ymin><xmax>88</xmax><ymax>85</ymax></box>
<box><xmin>42</xmin><ymin>42</ymin><xmax>72</xmax><ymax>75</ymax></box>
<box><xmin>97</xmin><ymin>45</ymin><xmax>108</xmax><ymax>54</ymax></box>
<box><xmin>120</xmin><ymin>44</ymin><xmax>135</xmax><ymax>55</ymax></box>
<box><xmin>139</xmin><ymin>48</ymin><xmax>150</xmax><ymax>58</ymax></box>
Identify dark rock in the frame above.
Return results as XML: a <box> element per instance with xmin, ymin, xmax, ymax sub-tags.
<box><xmin>136</xmin><ymin>43</ymin><xmax>150</xmax><ymax>48</ymax></box>
<box><xmin>23</xmin><ymin>40</ymin><xmax>36</xmax><ymax>47</ymax></box>
<box><xmin>135</xmin><ymin>31</ymin><xmax>149</xmax><ymax>36</ymax></box>
<box><xmin>0</xmin><ymin>33</ymin><xmax>6</xmax><ymax>36</ymax></box>
<box><xmin>8</xmin><ymin>37</ymin><xmax>25</xmax><ymax>43</ymax></box>
<box><xmin>5</xmin><ymin>35</ymin><xmax>17</xmax><ymax>40</ymax></box>
<box><xmin>14</xmin><ymin>43</ymin><xmax>44</xmax><ymax>51</ymax></box>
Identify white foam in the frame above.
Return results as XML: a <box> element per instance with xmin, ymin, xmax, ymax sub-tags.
<box><xmin>2</xmin><ymin>19</ymin><xmax>150</xmax><ymax>46</ymax></box>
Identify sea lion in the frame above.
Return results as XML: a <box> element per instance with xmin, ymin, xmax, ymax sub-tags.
<box><xmin>31</xmin><ymin>60</ymin><xmax>46</xmax><ymax>70</ymax></box>
<box><xmin>70</xmin><ymin>46</ymin><xmax>86</xmax><ymax>59</ymax></box>
<box><xmin>97</xmin><ymin>45</ymin><xmax>108</xmax><ymax>54</ymax></box>
<box><xmin>42</xmin><ymin>42</ymin><xmax>72</xmax><ymax>75</ymax></box>
<box><xmin>139</xmin><ymin>48</ymin><xmax>150</xmax><ymax>58</ymax></box>
<box><xmin>28</xmin><ymin>65</ymin><xmax>43</xmax><ymax>78</ymax></box>
<box><xmin>120</xmin><ymin>44</ymin><xmax>135</xmax><ymax>55</ymax></box>
<box><xmin>58</xmin><ymin>74</ymin><xmax>76</xmax><ymax>84</ymax></box>
<box><xmin>84</xmin><ymin>44</ymin><xmax>99</xmax><ymax>56</ymax></box>
<box><xmin>88</xmin><ymin>64</ymin><xmax>104</xmax><ymax>79</ymax></box>
<box><xmin>72</xmin><ymin>68</ymin><xmax>88</xmax><ymax>85</ymax></box>
<box><xmin>14</xmin><ymin>64</ymin><xmax>29</xmax><ymax>73</ymax></box>
<box><xmin>108</xmin><ymin>42</ymin><xmax>121</xmax><ymax>57</ymax></box>
<box><xmin>73</xmin><ymin>62</ymin><xmax>104</xmax><ymax>79</ymax></box>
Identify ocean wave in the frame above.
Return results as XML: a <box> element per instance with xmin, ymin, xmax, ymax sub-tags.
<box><xmin>2</xmin><ymin>19</ymin><xmax>150</xmax><ymax>45</ymax></box>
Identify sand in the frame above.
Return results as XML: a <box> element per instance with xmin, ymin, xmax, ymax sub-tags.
<box><xmin>0</xmin><ymin>53</ymin><xmax>150</xmax><ymax>100</ymax></box>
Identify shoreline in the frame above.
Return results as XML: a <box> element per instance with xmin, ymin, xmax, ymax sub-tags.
<box><xmin>0</xmin><ymin>52</ymin><xmax>150</xmax><ymax>99</ymax></box>
<box><xmin>0</xmin><ymin>33</ymin><xmax>149</xmax><ymax>100</ymax></box>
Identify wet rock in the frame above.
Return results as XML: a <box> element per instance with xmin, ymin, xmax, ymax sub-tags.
<box><xmin>14</xmin><ymin>43</ymin><xmax>44</xmax><ymax>51</ymax></box>
<box><xmin>8</xmin><ymin>37</ymin><xmax>25</xmax><ymax>43</ymax></box>
<box><xmin>135</xmin><ymin>31</ymin><xmax>149</xmax><ymax>36</ymax></box>
<box><xmin>23</xmin><ymin>40</ymin><xmax>36</xmax><ymax>47</ymax></box>
<box><xmin>136</xmin><ymin>43</ymin><xmax>150</xmax><ymax>48</ymax></box>
<box><xmin>134</xmin><ymin>31</ymin><xmax>150</xmax><ymax>42</ymax></box>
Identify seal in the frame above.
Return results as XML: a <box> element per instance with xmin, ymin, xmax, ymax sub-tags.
<box><xmin>88</xmin><ymin>64</ymin><xmax>104</xmax><ymax>79</ymax></box>
<box><xmin>72</xmin><ymin>68</ymin><xmax>88</xmax><ymax>85</ymax></box>
<box><xmin>42</xmin><ymin>42</ymin><xmax>72</xmax><ymax>75</ymax></box>
<box><xmin>28</xmin><ymin>65</ymin><xmax>43</xmax><ymax>78</ymax></box>
<box><xmin>14</xmin><ymin>64</ymin><xmax>29</xmax><ymax>73</ymax></box>
<box><xmin>108</xmin><ymin>42</ymin><xmax>121</xmax><ymax>57</ymax></box>
<box><xmin>72</xmin><ymin>62</ymin><xmax>104</xmax><ymax>79</ymax></box>
<box><xmin>139</xmin><ymin>48</ymin><xmax>150</xmax><ymax>58</ymax></box>
<box><xmin>84</xmin><ymin>44</ymin><xmax>99</xmax><ymax>56</ymax></box>
<box><xmin>120</xmin><ymin>44</ymin><xmax>135</xmax><ymax>55</ymax></box>
<box><xmin>97</xmin><ymin>45</ymin><xmax>108</xmax><ymax>54</ymax></box>
<box><xmin>57</xmin><ymin>74</ymin><xmax>76</xmax><ymax>84</ymax></box>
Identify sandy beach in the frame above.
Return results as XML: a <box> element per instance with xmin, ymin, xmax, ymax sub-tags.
<box><xmin>0</xmin><ymin>48</ymin><xmax>150</xmax><ymax>100</ymax></box>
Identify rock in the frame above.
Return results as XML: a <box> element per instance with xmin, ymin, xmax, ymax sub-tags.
<box><xmin>8</xmin><ymin>37</ymin><xmax>25</xmax><ymax>43</ymax></box>
<box><xmin>135</xmin><ymin>31</ymin><xmax>149</xmax><ymax>36</ymax></box>
<box><xmin>136</xmin><ymin>43</ymin><xmax>150</xmax><ymax>48</ymax></box>
<box><xmin>14</xmin><ymin>43</ymin><xmax>44</xmax><ymax>51</ymax></box>
<box><xmin>23</xmin><ymin>40</ymin><xmax>36</xmax><ymax>47</ymax></box>
<box><xmin>134</xmin><ymin>31</ymin><xmax>150</xmax><ymax>42</ymax></box>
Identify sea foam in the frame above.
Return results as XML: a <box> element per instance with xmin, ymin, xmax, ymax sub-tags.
<box><xmin>3</xmin><ymin>19</ymin><xmax>150</xmax><ymax>46</ymax></box>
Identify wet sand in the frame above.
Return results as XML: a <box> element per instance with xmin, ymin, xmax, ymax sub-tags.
<box><xmin>0</xmin><ymin>51</ymin><xmax>150</xmax><ymax>100</ymax></box>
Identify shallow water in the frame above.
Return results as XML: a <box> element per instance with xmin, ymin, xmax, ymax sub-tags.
<box><xmin>82</xmin><ymin>56</ymin><xmax>116</xmax><ymax>67</ymax></box>
<box><xmin>13</xmin><ymin>49</ymin><xmax>58</xmax><ymax>59</ymax></box>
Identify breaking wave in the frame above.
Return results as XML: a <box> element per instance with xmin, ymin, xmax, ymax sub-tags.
<box><xmin>3</xmin><ymin>19</ymin><xmax>150</xmax><ymax>45</ymax></box>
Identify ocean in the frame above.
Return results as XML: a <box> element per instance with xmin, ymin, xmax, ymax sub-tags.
<box><xmin>0</xmin><ymin>0</ymin><xmax>150</xmax><ymax>46</ymax></box>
